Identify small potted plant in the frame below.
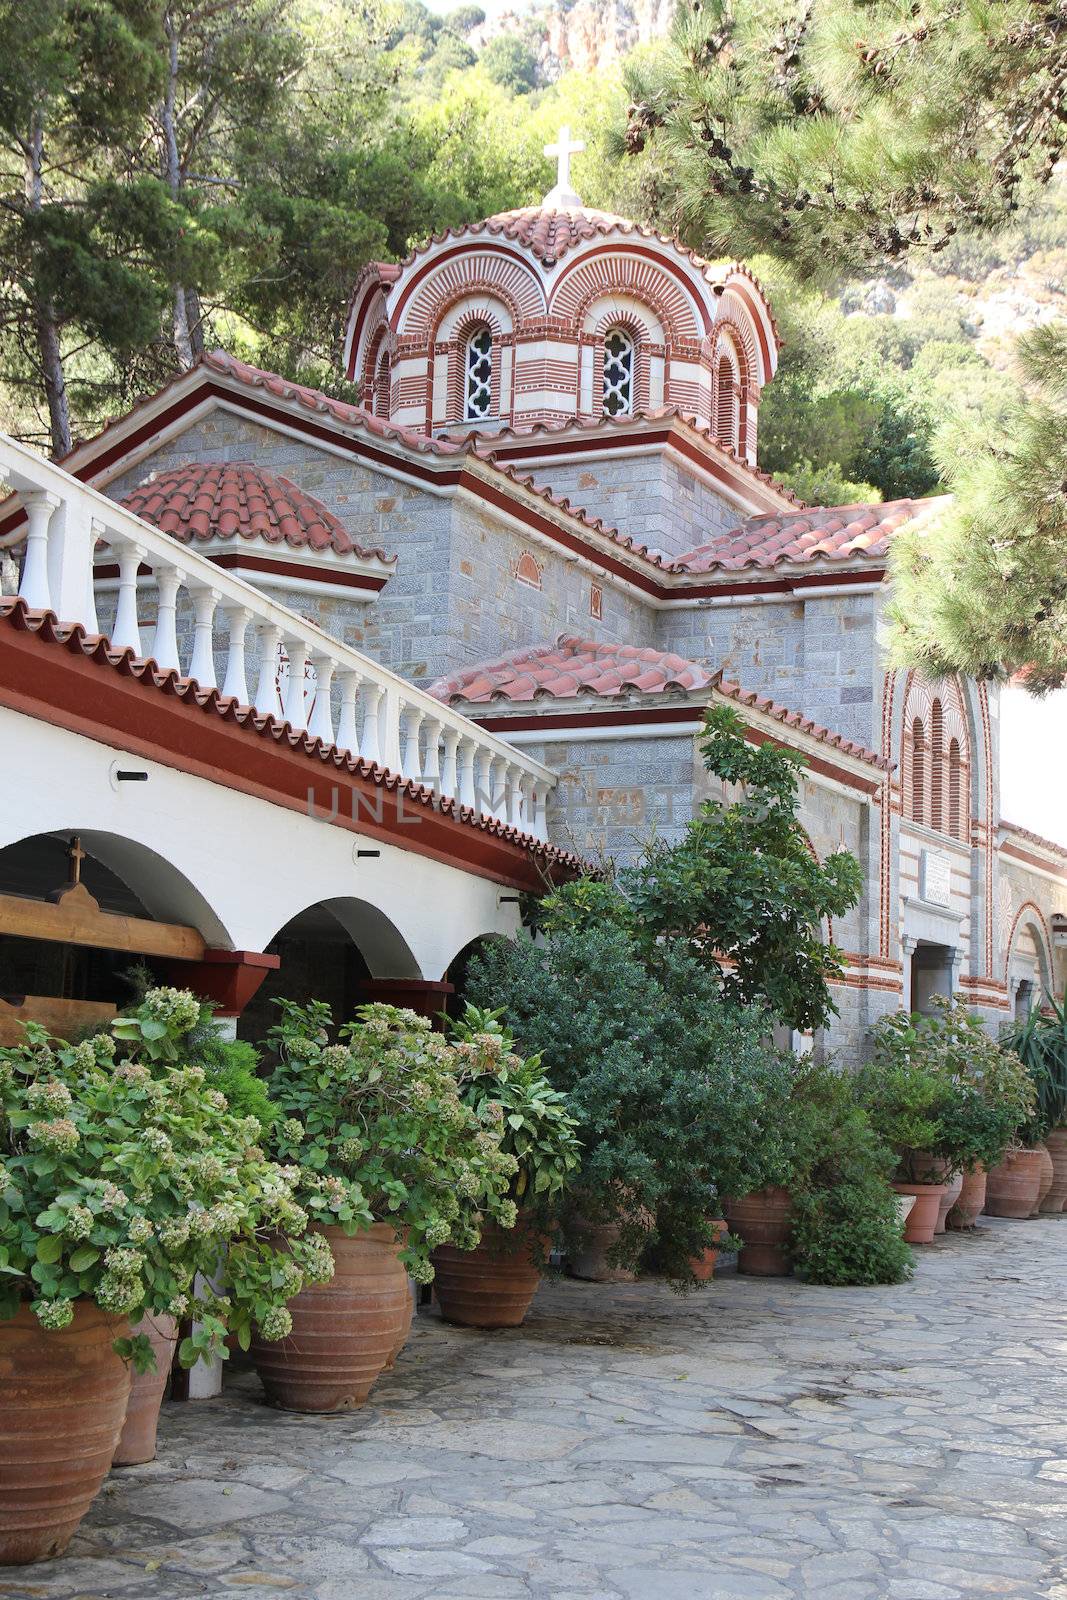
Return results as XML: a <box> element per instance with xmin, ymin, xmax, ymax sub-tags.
<box><xmin>257</xmin><ymin>1001</ymin><xmax>518</xmax><ymax>1411</ymax></box>
<box><xmin>0</xmin><ymin>991</ymin><xmax>334</xmax><ymax>1566</ymax></box>
<box><xmin>856</xmin><ymin>1017</ymin><xmax>952</xmax><ymax>1244</ymax></box>
<box><xmin>1004</xmin><ymin>993</ymin><xmax>1067</xmax><ymax>1214</ymax></box>
<box><xmin>430</xmin><ymin>1005</ymin><xmax>581</xmax><ymax>1328</ymax></box>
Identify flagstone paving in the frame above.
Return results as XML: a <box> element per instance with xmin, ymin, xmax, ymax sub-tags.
<box><xmin>6</xmin><ymin>1216</ymin><xmax>1067</xmax><ymax>1600</ymax></box>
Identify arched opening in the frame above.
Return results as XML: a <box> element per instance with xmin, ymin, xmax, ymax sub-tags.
<box><xmin>929</xmin><ymin>699</ymin><xmax>944</xmax><ymax>831</ymax></box>
<box><xmin>948</xmin><ymin>738</ymin><xmax>963</xmax><ymax>840</ymax></box>
<box><xmin>716</xmin><ymin>359</ymin><xmax>737</xmax><ymax>450</ymax></box>
<box><xmin>464</xmin><ymin>326</ymin><xmax>493</xmax><ymax>421</ymax></box>
<box><xmin>239</xmin><ymin>896</ymin><xmax>422</xmax><ymax>1042</ymax></box>
<box><xmin>0</xmin><ymin>830</ymin><xmax>230</xmax><ymax>1043</ymax></box>
<box><xmin>602</xmin><ymin>327</ymin><xmax>635</xmax><ymax>417</ymax></box>
<box><xmin>911</xmin><ymin>717</ymin><xmax>926</xmax><ymax>823</ymax></box>
<box><xmin>442</xmin><ymin>932</ymin><xmax>510</xmax><ymax>1021</ymax></box>
<box><xmin>374</xmin><ymin>351</ymin><xmax>391</xmax><ymax>417</ymax></box>
<box><xmin>910</xmin><ymin>940</ymin><xmax>957</xmax><ymax>1014</ymax></box>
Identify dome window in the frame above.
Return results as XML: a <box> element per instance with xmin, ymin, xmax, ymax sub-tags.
<box><xmin>602</xmin><ymin>328</ymin><xmax>634</xmax><ymax>417</ymax></box>
<box><xmin>464</xmin><ymin>326</ymin><xmax>494</xmax><ymax>421</ymax></box>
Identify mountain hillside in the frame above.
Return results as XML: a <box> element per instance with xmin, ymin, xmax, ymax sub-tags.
<box><xmin>469</xmin><ymin>0</ymin><xmax>674</xmax><ymax>78</ymax></box>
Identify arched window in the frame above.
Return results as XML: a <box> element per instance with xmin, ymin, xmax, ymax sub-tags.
<box><xmin>717</xmin><ymin>359</ymin><xmax>737</xmax><ymax>450</ymax></box>
<box><xmin>911</xmin><ymin>718</ymin><xmax>925</xmax><ymax>823</ymax></box>
<box><xmin>464</xmin><ymin>326</ymin><xmax>493</xmax><ymax>421</ymax></box>
<box><xmin>373</xmin><ymin>352</ymin><xmax>390</xmax><ymax>417</ymax></box>
<box><xmin>929</xmin><ymin>699</ymin><xmax>944</xmax><ymax>832</ymax></box>
<box><xmin>948</xmin><ymin>739</ymin><xmax>963</xmax><ymax>840</ymax></box>
<box><xmin>602</xmin><ymin>327</ymin><xmax>634</xmax><ymax>417</ymax></box>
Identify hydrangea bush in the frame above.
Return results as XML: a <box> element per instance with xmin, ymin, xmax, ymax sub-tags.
<box><xmin>0</xmin><ymin>990</ymin><xmax>339</xmax><ymax>1369</ymax></box>
<box><xmin>264</xmin><ymin>1001</ymin><xmax>518</xmax><ymax>1282</ymax></box>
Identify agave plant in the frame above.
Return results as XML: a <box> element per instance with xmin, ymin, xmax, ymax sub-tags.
<box><xmin>1003</xmin><ymin>992</ymin><xmax>1067</xmax><ymax>1134</ymax></box>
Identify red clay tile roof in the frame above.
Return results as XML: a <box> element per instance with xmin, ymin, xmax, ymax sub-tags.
<box><xmin>674</xmin><ymin>498</ymin><xmax>948</xmax><ymax>573</ymax></box>
<box><xmin>120</xmin><ymin>461</ymin><xmax>395</xmax><ymax>564</ymax></box>
<box><xmin>715</xmin><ymin>678</ymin><xmax>892</xmax><ymax>770</ymax></box>
<box><xmin>429</xmin><ymin>636</ymin><xmax>716</xmax><ymax>704</ymax></box>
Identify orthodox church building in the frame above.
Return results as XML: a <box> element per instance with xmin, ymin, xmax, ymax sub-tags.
<box><xmin>48</xmin><ymin>131</ymin><xmax>1067</xmax><ymax>1058</ymax></box>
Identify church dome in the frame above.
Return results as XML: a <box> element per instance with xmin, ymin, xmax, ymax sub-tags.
<box><xmin>480</xmin><ymin>204</ymin><xmax>638</xmax><ymax>265</ymax></box>
<box><xmin>121</xmin><ymin>461</ymin><xmax>391</xmax><ymax>561</ymax></box>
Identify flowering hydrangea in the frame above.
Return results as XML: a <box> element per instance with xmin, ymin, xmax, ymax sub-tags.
<box><xmin>28</xmin><ymin>1117</ymin><xmax>79</xmax><ymax>1154</ymax></box>
<box><xmin>143</xmin><ymin>987</ymin><xmax>201</xmax><ymax>1033</ymax></box>
<box><xmin>26</xmin><ymin>1079</ymin><xmax>73</xmax><ymax>1115</ymax></box>
<box><xmin>35</xmin><ymin>1298</ymin><xmax>74</xmax><ymax>1330</ymax></box>
<box><xmin>258</xmin><ymin>1304</ymin><xmax>294</xmax><ymax>1341</ymax></box>
<box><xmin>64</xmin><ymin>1204</ymin><xmax>94</xmax><ymax>1240</ymax></box>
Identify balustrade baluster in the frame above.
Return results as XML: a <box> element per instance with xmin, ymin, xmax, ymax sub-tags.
<box><xmin>422</xmin><ymin>717</ymin><xmax>442</xmax><ymax>792</ymax></box>
<box><xmin>531</xmin><ymin>784</ymin><xmax>548</xmax><ymax>841</ymax></box>
<box><xmin>189</xmin><ymin>586</ymin><xmax>220</xmax><ymax>688</ymax></box>
<box><xmin>112</xmin><ymin>540</ymin><xmax>146</xmax><ymax>655</ymax></box>
<box><xmin>152</xmin><ymin>566</ymin><xmax>183</xmax><ymax>672</ymax></box>
<box><xmin>402</xmin><ymin>707</ymin><xmax>424</xmax><ymax>782</ymax></box>
<box><xmin>283</xmin><ymin>636</ymin><xmax>309</xmax><ymax>730</ymax></box>
<box><xmin>18</xmin><ymin>492</ymin><xmax>59</xmax><ymax>612</ymax></box>
<box><xmin>457</xmin><ymin>737</ymin><xmax>477</xmax><ymax>811</ymax></box>
<box><xmin>361</xmin><ymin>682</ymin><xmax>383</xmax><ymax>765</ymax></box>
<box><xmin>308</xmin><ymin>653</ymin><xmax>337</xmax><ymax>745</ymax></box>
<box><xmin>440</xmin><ymin>728</ymin><xmax>460</xmax><ymax>803</ymax></box>
<box><xmin>336</xmin><ymin>669</ymin><xmax>360</xmax><ymax>756</ymax></box>
<box><xmin>507</xmin><ymin>764</ymin><xmax>524</xmax><ymax>829</ymax></box>
<box><xmin>222</xmin><ymin>605</ymin><xmax>252</xmax><ymax>704</ymax></box>
<box><xmin>84</xmin><ymin>517</ymin><xmax>104</xmax><ymax>635</ymax></box>
<box><xmin>254</xmin><ymin>623</ymin><xmax>283</xmax><ymax>719</ymax></box>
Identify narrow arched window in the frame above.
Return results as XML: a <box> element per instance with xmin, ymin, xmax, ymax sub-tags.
<box><xmin>911</xmin><ymin>718</ymin><xmax>925</xmax><ymax>823</ymax></box>
<box><xmin>929</xmin><ymin>699</ymin><xmax>944</xmax><ymax>832</ymax></box>
<box><xmin>602</xmin><ymin>327</ymin><xmax>634</xmax><ymax>417</ymax></box>
<box><xmin>717</xmin><ymin>359</ymin><xmax>737</xmax><ymax>450</ymax></box>
<box><xmin>464</xmin><ymin>326</ymin><xmax>493</xmax><ymax>421</ymax></box>
<box><xmin>948</xmin><ymin>739</ymin><xmax>963</xmax><ymax>840</ymax></box>
<box><xmin>374</xmin><ymin>352</ymin><xmax>390</xmax><ymax>417</ymax></box>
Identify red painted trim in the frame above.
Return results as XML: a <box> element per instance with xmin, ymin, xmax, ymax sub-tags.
<box><xmin>551</xmin><ymin>243</ymin><xmax>713</xmax><ymax>335</ymax></box>
<box><xmin>999</xmin><ymin>840</ymin><xmax>1067</xmax><ymax>880</ymax></box>
<box><xmin>390</xmin><ymin>241</ymin><xmax>545</xmax><ymax>328</ymax></box>
<box><xmin>202</xmin><ymin>553</ymin><xmax>387</xmax><ymax>592</ymax></box>
<box><xmin>0</xmin><ymin>605</ymin><xmax>577</xmax><ymax>893</ymax></box>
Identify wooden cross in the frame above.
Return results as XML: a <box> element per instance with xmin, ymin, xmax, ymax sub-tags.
<box><xmin>67</xmin><ymin>835</ymin><xmax>86</xmax><ymax>888</ymax></box>
<box><xmin>544</xmin><ymin>125</ymin><xmax>585</xmax><ymax>196</ymax></box>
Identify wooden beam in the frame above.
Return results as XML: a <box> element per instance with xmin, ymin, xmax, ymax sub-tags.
<box><xmin>0</xmin><ymin>886</ymin><xmax>206</xmax><ymax>960</ymax></box>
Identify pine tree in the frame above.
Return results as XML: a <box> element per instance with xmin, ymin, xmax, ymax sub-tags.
<box><xmin>621</xmin><ymin>0</ymin><xmax>1066</xmax><ymax>279</ymax></box>
<box><xmin>887</xmin><ymin>322</ymin><xmax>1067</xmax><ymax>690</ymax></box>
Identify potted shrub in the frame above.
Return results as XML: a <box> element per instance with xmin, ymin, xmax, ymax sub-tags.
<box><xmin>1004</xmin><ymin>993</ymin><xmax>1067</xmax><ymax>1213</ymax></box>
<box><xmin>856</xmin><ymin>1021</ymin><xmax>953</xmax><ymax>1244</ymax></box>
<box><xmin>429</xmin><ymin>1005</ymin><xmax>581</xmax><ymax>1328</ymax></box>
<box><xmin>467</xmin><ymin>920</ymin><xmax>790</xmax><ymax>1287</ymax></box>
<box><xmin>256</xmin><ymin>1001</ymin><xmax>517</xmax><ymax>1411</ymax></box>
<box><xmin>0</xmin><ymin>991</ymin><xmax>333</xmax><ymax>1565</ymax></box>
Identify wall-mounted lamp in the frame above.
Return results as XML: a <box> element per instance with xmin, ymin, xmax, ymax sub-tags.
<box><xmin>356</xmin><ymin>848</ymin><xmax>381</xmax><ymax>859</ymax></box>
<box><xmin>115</xmin><ymin>770</ymin><xmax>149</xmax><ymax>783</ymax></box>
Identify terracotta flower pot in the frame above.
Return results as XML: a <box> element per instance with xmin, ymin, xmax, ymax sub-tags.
<box><xmin>948</xmin><ymin>1165</ymin><xmax>987</xmax><ymax>1229</ymax></box>
<box><xmin>725</xmin><ymin>1187</ymin><xmax>793</xmax><ymax>1275</ymax></box>
<box><xmin>1042</xmin><ymin>1128</ymin><xmax>1067</xmax><ymax>1214</ymax></box>
<box><xmin>985</xmin><ymin>1148</ymin><xmax>1045</xmax><ymax>1218</ymax></box>
<box><xmin>251</xmin><ymin>1224</ymin><xmax>410</xmax><ymax>1413</ymax></box>
<box><xmin>383</xmin><ymin>1280</ymin><xmax>413</xmax><ymax>1369</ymax></box>
<box><xmin>891</xmin><ymin>1181</ymin><xmax>947</xmax><ymax>1244</ymax></box>
<box><xmin>432</xmin><ymin>1218</ymin><xmax>549</xmax><ymax>1328</ymax></box>
<box><xmin>1033</xmin><ymin>1143</ymin><xmax>1055</xmax><ymax>1215</ymax></box>
<box><xmin>112</xmin><ymin>1314</ymin><xmax>178</xmax><ymax>1467</ymax></box>
<box><xmin>688</xmin><ymin>1218</ymin><xmax>729</xmax><ymax>1283</ymax></box>
<box><xmin>935</xmin><ymin>1171</ymin><xmax>964</xmax><ymax>1234</ymax></box>
<box><xmin>0</xmin><ymin>1302</ymin><xmax>131</xmax><ymax>1566</ymax></box>
<box><xmin>567</xmin><ymin>1215</ymin><xmax>638</xmax><ymax>1282</ymax></box>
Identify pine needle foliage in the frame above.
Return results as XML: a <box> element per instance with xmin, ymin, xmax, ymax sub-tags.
<box><xmin>619</xmin><ymin>0</ymin><xmax>1067</xmax><ymax>279</ymax></box>
<box><xmin>887</xmin><ymin>321</ymin><xmax>1067</xmax><ymax>689</ymax></box>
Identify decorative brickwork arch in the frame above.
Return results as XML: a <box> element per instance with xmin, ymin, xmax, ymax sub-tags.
<box><xmin>584</xmin><ymin>298</ymin><xmax>666</xmax><ymax>417</ymax></box>
<box><xmin>1005</xmin><ymin>900</ymin><xmax>1054</xmax><ymax>995</ymax></box>
<box><xmin>551</xmin><ymin>250</ymin><xmax>704</xmax><ymax>343</ymax></box>
<box><xmin>399</xmin><ymin>247</ymin><xmax>545</xmax><ymax>342</ymax></box>
<box><xmin>438</xmin><ymin>300</ymin><xmax>514</xmax><ymax>426</ymax></box>
<box><xmin>361</xmin><ymin>323</ymin><xmax>392</xmax><ymax>413</ymax></box>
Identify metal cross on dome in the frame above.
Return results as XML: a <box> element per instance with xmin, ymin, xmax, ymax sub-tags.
<box><xmin>543</xmin><ymin>124</ymin><xmax>585</xmax><ymax>208</ymax></box>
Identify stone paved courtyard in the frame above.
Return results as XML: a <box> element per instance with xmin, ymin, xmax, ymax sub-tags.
<box><xmin>6</xmin><ymin>1217</ymin><xmax>1067</xmax><ymax>1600</ymax></box>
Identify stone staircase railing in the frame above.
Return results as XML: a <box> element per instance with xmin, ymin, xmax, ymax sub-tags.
<box><xmin>0</xmin><ymin>432</ymin><xmax>554</xmax><ymax>837</ymax></box>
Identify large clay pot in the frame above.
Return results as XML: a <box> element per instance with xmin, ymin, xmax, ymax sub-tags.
<box><xmin>935</xmin><ymin>1171</ymin><xmax>964</xmax><ymax>1234</ymax></box>
<box><xmin>1042</xmin><ymin>1128</ymin><xmax>1067</xmax><ymax>1214</ymax></box>
<box><xmin>113</xmin><ymin>1314</ymin><xmax>178</xmax><ymax>1467</ymax></box>
<box><xmin>383</xmin><ymin>1280</ymin><xmax>414</xmax><ymax>1370</ymax></box>
<box><xmin>1032</xmin><ymin>1143</ymin><xmax>1055</xmax><ymax>1216</ymax></box>
<box><xmin>985</xmin><ymin>1148</ymin><xmax>1045</xmax><ymax>1218</ymax></box>
<box><xmin>891</xmin><ymin>1181</ymin><xmax>947</xmax><ymax>1244</ymax></box>
<box><xmin>948</xmin><ymin>1165</ymin><xmax>987</xmax><ymax>1229</ymax></box>
<box><xmin>251</xmin><ymin>1224</ymin><xmax>410</xmax><ymax>1413</ymax></box>
<box><xmin>0</xmin><ymin>1302</ymin><xmax>131</xmax><ymax>1566</ymax></box>
<box><xmin>567</xmin><ymin>1217</ymin><xmax>636</xmax><ymax>1282</ymax></box>
<box><xmin>432</xmin><ymin>1219</ymin><xmax>549</xmax><ymax>1328</ymax></box>
<box><xmin>725</xmin><ymin>1187</ymin><xmax>793</xmax><ymax>1275</ymax></box>
<box><xmin>688</xmin><ymin>1218</ymin><xmax>729</xmax><ymax>1284</ymax></box>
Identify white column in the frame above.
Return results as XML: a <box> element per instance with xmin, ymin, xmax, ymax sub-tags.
<box><xmin>488</xmin><ymin>755</ymin><xmax>508</xmax><ymax>821</ymax></box>
<box><xmin>361</xmin><ymin>682</ymin><xmax>384</xmax><ymax>765</ymax></box>
<box><xmin>337</xmin><ymin>669</ymin><xmax>360</xmax><ymax>756</ymax></box>
<box><xmin>111</xmin><ymin>540</ymin><xmax>146</xmax><ymax>655</ymax></box>
<box><xmin>402</xmin><ymin>707</ymin><xmax>424</xmax><ymax>782</ymax></box>
<box><xmin>506</xmin><ymin>764</ymin><xmax>524</xmax><ymax>829</ymax></box>
<box><xmin>532</xmin><ymin>783</ymin><xmax>549</xmax><ymax>841</ymax></box>
<box><xmin>440</xmin><ymin>727</ymin><xmax>460</xmax><ymax>803</ymax></box>
<box><xmin>254</xmin><ymin>623</ymin><xmax>283</xmax><ymax>719</ymax></box>
<box><xmin>19</xmin><ymin>491</ymin><xmax>60</xmax><ymax>611</ymax></box>
<box><xmin>221</xmin><ymin>604</ymin><xmax>252</xmax><ymax>704</ymax></box>
<box><xmin>380</xmin><ymin>684</ymin><xmax>402</xmax><ymax>773</ymax></box>
<box><xmin>308</xmin><ymin>653</ymin><xmax>336</xmax><ymax>745</ymax></box>
<box><xmin>457</xmin><ymin>736</ymin><xmax>477</xmax><ymax>811</ymax></box>
<box><xmin>422</xmin><ymin>717</ymin><xmax>442</xmax><ymax>792</ymax></box>
<box><xmin>283</xmin><ymin>635</ymin><xmax>309</xmax><ymax>730</ymax></box>
<box><xmin>188</xmin><ymin>585</ymin><xmax>219</xmax><ymax>689</ymax></box>
<box><xmin>46</xmin><ymin>495</ymin><xmax>96</xmax><ymax>624</ymax></box>
<box><xmin>151</xmin><ymin>566</ymin><xmax>182</xmax><ymax>672</ymax></box>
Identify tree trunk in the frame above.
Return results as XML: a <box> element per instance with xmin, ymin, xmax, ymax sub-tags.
<box><xmin>25</xmin><ymin>110</ymin><xmax>72</xmax><ymax>458</ymax></box>
<box><xmin>163</xmin><ymin>13</ymin><xmax>196</xmax><ymax>370</ymax></box>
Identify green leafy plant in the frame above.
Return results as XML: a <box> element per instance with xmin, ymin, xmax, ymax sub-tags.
<box><xmin>0</xmin><ymin>990</ymin><xmax>337</xmax><ymax>1371</ymax></box>
<box><xmin>1003</xmin><ymin>992</ymin><xmax>1067</xmax><ymax>1134</ymax></box>
<box><xmin>449</xmin><ymin>1004</ymin><xmax>582</xmax><ymax>1206</ymax></box>
<box><xmin>467</xmin><ymin>922</ymin><xmax>796</xmax><ymax>1286</ymax></box>
<box><xmin>263</xmin><ymin>1001</ymin><xmax>518</xmax><ymax>1283</ymax></box>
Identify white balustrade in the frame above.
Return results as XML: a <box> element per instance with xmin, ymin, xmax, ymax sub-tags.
<box><xmin>0</xmin><ymin>429</ymin><xmax>555</xmax><ymax>840</ymax></box>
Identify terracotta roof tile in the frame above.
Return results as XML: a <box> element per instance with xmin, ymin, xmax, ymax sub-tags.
<box><xmin>674</xmin><ymin>497</ymin><xmax>950</xmax><ymax>574</ymax></box>
<box><xmin>428</xmin><ymin>636</ymin><xmax>716</xmax><ymax>704</ymax></box>
<box><xmin>120</xmin><ymin>461</ymin><xmax>395</xmax><ymax>564</ymax></box>
<box><xmin>715</xmin><ymin>678</ymin><xmax>891</xmax><ymax>769</ymax></box>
